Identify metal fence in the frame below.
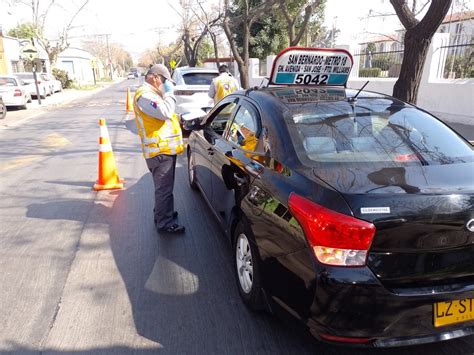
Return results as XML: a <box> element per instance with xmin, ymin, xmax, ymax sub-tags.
<box><xmin>436</xmin><ymin>34</ymin><xmax>473</xmax><ymax>79</ymax></box>
<box><xmin>259</xmin><ymin>59</ymin><xmax>267</xmax><ymax>77</ymax></box>
<box><xmin>353</xmin><ymin>49</ymin><xmax>404</xmax><ymax>78</ymax></box>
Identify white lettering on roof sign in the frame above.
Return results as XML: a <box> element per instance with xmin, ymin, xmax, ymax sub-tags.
<box><xmin>274</xmin><ymin>87</ymin><xmax>346</xmax><ymax>104</ymax></box>
<box><xmin>269</xmin><ymin>47</ymin><xmax>353</xmax><ymax>86</ymax></box>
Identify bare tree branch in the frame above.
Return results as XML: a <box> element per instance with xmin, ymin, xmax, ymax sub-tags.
<box><xmin>390</xmin><ymin>0</ymin><xmax>419</xmax><ymax>29</ymax></box>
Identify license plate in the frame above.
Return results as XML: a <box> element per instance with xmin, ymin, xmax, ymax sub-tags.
<box><xmin>434</xmin><ymin>299</ymin><xmax>474</xmax><ymax>327</ymax></box>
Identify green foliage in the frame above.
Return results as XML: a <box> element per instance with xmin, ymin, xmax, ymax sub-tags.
<box><xmin>233</xmin><ymin>0</ymin><xmax>326</xmax><ymax>57</ymax></box>
<box><xmin>366</xmin><ymin>42</ymin><xmax>376</xmax><ymax>53</ymax></box>
<box><xmin>7</xmin><ymin>23</ymin><xmax>38</xmax><ymax>40</ymax></box>
<box><xmin>359</xmin><ymin>68</ymin><xmax>381</xmax><ymax>77</ymax></box>
<box><xmin>52</xmin><ymin>68</ymin><xmax>73</xmax><ymax>89</ymax></box>
<box><xmin>248</xmin><ymin>14</ymin><xmax>288</xmax><ymax>58</ymax></box>
<box><xmin>372</xmin><ymin>54</ymin><xmax>398</xmax><ymax>71</ymax></box>
<box><xmin>444</xmin><ymin>52</ymin><xmax>474</xmax><ymax>79</ymax></box>
<box><xmin>232</xmin><ymin>0</ymin><xmax>288</xmax><ymax>58</ymax></box>
<box><xmin>197</xmin><ymin>39</ymin><xmax>214</xmax><ymax>66</ymax></box>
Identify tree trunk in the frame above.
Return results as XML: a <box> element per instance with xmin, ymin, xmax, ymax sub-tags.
<box><xmin>238</xmin><ymin>18</ymin><xmax>250</xmax><ymax>89</ymax></box>
<box><xmin>392</xmin><ymin>29</ymin><xmax>431</xmax><ymax>104</ymax></box>
<box><xmin>210</xmin><ymin>32</ymin><xmax>220</xmax><ymax>69</ymax></box>
<box><xmin>237</xmin><ymin>61</ymin><xmax>249</xmax><ymax>89</ymax></box>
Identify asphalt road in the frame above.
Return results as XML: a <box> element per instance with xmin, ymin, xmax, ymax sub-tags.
<box><xmin>0</xmin><ymin>79</ymin><xmax>473</xmax><ymax>354</ymax></box>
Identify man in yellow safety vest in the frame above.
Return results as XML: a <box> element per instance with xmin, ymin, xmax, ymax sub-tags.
<box><xmin>208</xmin><ymin>64</ymin><xmax>240</xmax><ymax>104</ymax></box>
<box><xmin>134</xmin><ymin>64</ymin><xmax>185</xmax><ymax>234</ymax></box>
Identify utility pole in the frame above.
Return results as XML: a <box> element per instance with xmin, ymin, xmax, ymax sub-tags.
<box><xmin>105</xmin><ymin>34</ymin><xmax>113</xmax><ymax>79</ymax></box>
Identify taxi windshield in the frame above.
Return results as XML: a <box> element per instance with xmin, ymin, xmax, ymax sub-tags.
<box><xmin>287</xmin><ymin>98</ymin><xmax>474</xmax><ymax>166</ymax></box>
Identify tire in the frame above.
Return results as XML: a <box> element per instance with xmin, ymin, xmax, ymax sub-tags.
<box><xmin>233</xmin><ymin>220</ymin><xmax>264</xmax><ymax>311</ymax></box>
<box><xmin>40</xmin><ymin>89</ymin><xmax>46</xmax><ymax>99</ymax></box>
<box><xmin>0</xmin><ymin>103</ymin><xmax>6</xmax><ymax>119</ymax></box>
<box><xmin>187</xmin><ymin>150</ymin><xmax>198</xmax><ymax>190</ymax></box>
<box><xmin>27</xmin><ymin>94</ymin><xmax>32</xmax><ymax>103</ymax></box>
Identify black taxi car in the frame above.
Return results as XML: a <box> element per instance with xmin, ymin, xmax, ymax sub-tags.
<box><xmin>183</xmin><ymin>48</ymin><xmax>474</xmax><ymax>347</ymax></box>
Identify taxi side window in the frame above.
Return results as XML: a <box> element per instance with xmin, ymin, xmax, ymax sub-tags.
<box><xmin>227</xmin><ymin>105</ymin><xmax>259</xmax><ymax>152</ymax></box>
<box><xmin>208</xmin><ymin>102</ymin><xmax>238</xmax><ymax>136</ymax></box>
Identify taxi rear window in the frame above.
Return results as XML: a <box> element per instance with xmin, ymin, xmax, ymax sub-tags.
<box><xmin>182</xmin><ymin>73</ymin><xmax>218</xmax><ymax>85</ymax></box>
<box><xmin>287</xmin><ymin>99</ymin><xmax>474</xmax><ymax>166</ymax></box>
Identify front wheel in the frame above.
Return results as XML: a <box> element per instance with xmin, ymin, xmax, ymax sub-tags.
<box><xmin>187</xmin><ymin>150</ymin><xmax>198</xmax><ymax>190</ymax></box>
<box><xmin>0</xmin><ymin>103</ymin><xmax>6</xmax><ymax>119</ymax></box>
<box><xmin>233</xmin><ymin>221</ymin><xmax>263</xmax><ymax>311</ymax></box>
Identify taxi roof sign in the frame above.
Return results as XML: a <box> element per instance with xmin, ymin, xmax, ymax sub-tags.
<box><xmin>269</xmin><ymin>47</ymin><xmax>353</xmax><ymax>87</ymax></box>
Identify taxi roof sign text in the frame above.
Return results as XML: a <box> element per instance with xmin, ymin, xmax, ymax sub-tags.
<box><xmin>269</xmin><ymin>47</ymin><xmax>353</xmax><ymax>87</ymax></box>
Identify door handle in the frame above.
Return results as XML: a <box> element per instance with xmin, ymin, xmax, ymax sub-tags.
<box><xmin>233</xmin><ymin>173</ymin><xmax>247</xmax><ymax>187</ymax></box>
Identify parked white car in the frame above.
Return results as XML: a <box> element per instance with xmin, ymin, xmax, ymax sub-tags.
<box><xmin>0</xmin><ymin>75</ymin><xmax>31</xmax><ymax>109</ymax></box>
<box><xmin>41</xmin><ymin>73</ymin><xmax>62</xmax><ymax>94</ymax></box>
<box><xmin>0</xmin><ymin>95</ymin><xmax>6</xmax><ymax>119</ymax></box>
<box><xmin>15</xmin><ymin>72</ymin><xmax>50</xmax><ymax>99</ymax></box>
<box><xmin>171</xmin><ymin>67</ymin><xmax>218</xmax><ymax>115</ymax></box>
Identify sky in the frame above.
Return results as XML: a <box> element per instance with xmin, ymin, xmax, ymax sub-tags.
<box><xmin>1</xmin><ymin>0</ymin><xmax>472</xmax><ymax>61</ymax></box>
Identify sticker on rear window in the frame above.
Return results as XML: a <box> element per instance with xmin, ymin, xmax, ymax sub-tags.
<box><xmin>269</xmin><ymin>47</ymin><xmax>353</xmax><ymax>86</ymax></box>
<box><xmin>361</xmin><ymin>207</ymin><xmax>390</xmax><ymax>214</ymax></box>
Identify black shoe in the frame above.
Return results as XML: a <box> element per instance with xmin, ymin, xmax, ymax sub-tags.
<box><xmin>154</xmin><ymin>211</ymin><xmax>178</xmax><ymax>223</ymax></box>
<box><xmin>157</xmin><ymin>223</ymin><xmax>185</xmax><ymax>234</ymax></box>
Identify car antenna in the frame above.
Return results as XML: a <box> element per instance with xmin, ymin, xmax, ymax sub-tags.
<box><xmin>348</xmin><ymin>81</ymin><xmax>369</xmax><ymax>103</ymax></box>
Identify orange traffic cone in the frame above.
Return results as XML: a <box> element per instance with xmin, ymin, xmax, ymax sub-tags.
<box><xmin>93</xmin><ymin>118</ymin><xmax>124</xmax><ymax>191</ymax></box>
<box><xmin>126</xmin><ymin>87</ymin><xmax>133</xmax><ymax>112</ymax></box>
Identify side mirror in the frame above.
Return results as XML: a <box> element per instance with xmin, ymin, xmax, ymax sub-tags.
<box><xmin>181</xmin><ymin>109</ymin><xmax>206</xmax><ymax>131</ymax></box>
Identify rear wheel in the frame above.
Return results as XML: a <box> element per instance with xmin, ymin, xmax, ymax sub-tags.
<box><xmin>187</xmin><ymin>150</ymin><xmax>198</xmax><ymax>190</ymax></box>
<box><xmin>0</xmin><ymin>102</ymin><xmax>6</xmax><ymax>119</ymax></box>
<box><xmin>233</xmin><ymin>220</ymin><xmax>263</xmax><ymax>311</ymax></box>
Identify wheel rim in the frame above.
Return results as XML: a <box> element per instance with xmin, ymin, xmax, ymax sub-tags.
<box><xmin>236</xmin><ymin>233</ymin><xmax>253</xmax><ymax>294</ymax></box>
<box><xmin>188</xmin><ymin>153</ymin><xmax>195</xmax><ymax>184</ymax></box>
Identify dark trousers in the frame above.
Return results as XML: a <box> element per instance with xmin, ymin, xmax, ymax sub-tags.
<box><xmin>146</xmin><ymin>154</ymin><xmax>177</xmax><ymax>229</ymax></box>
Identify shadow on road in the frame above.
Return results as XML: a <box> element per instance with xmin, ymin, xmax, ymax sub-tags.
<box><xmin>22</xmin><ymin>156</ymin><xmax>474</xmax><ymax>354</ymax></box>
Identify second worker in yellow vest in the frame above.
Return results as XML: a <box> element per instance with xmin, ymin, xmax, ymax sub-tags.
<box><xmin>208</xmin><ymin>64</ymin><xmax>240</xmax><ymax>104</ymax></box>
<box><xmin>134</xmin><ymin>64</ymin><xmax>185</xmax><ymax>234</ymax></box>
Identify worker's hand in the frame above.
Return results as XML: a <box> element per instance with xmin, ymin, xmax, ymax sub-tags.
<box><xmin>163</xmin><ymin>80</ymin><xmax>174</xmax><ymax>93</ymax></box>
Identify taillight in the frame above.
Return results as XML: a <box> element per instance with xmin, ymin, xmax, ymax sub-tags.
<box><xmin>14</xmin><ymin>89</ymin><xmax>22</xmax><ymax>97</ymax></box>
<box><xmin>288</xmin><ymin>193</ymin><xmax>376</xmax><ymax>267</ymax></box>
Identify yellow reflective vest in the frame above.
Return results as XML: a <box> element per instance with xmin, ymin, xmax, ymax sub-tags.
<box><xmin>134</xmin><ymin>85</ymin><xmax>184</xmax><ymax>159</ymax></box>
<box><xmin>214</xmin><ymin>74</ymin><xmax>239</xmax><ymax>103</ymax></box>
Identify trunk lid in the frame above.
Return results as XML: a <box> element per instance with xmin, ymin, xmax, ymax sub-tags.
<box><xmin>313</xmin><ymin>162</ymin><xmax>474</xmax><ymax>288</ymax></box>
